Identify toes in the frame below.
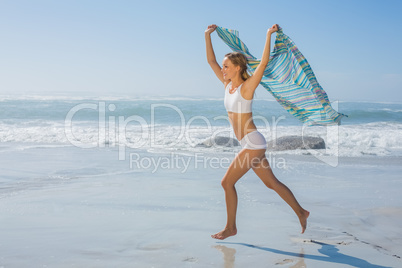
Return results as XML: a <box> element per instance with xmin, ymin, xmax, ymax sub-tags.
<box><xmin>211</xmin><ymin>234</ymin><xmax>220</xmax><ymax>239</ymax></box>
<box><xmin>211</xmin><ymin>233</ymin><xmax>224</xmax><ymax>240</ymax></box>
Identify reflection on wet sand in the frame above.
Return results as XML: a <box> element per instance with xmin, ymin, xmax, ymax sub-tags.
<box><xmin>214</xmin><ymin>244</ymin><xmax>306</xmax><ymax>267</ymax></box>
<box><xmin>213</xmin><ymin>245</ymin><xmax>236</xmax><ymax>268</ymax></box>
<box><xmin>275</xmin><ymin>248</ymin><xmax>306</xmax><ymax>268</ymax></box>
<box><xmin>215</xmin><ymin>241</ymin><xmax>391</xmax><ymax>268</ymax></box>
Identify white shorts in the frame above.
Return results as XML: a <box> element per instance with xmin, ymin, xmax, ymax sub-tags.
<box><xmin>240</xmin><ymin>130</ymin><xmax>267</xmax><ymax>150</ymax></box>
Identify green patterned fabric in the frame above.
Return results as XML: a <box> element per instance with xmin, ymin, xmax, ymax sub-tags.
<box><xmin>216</xmin><ymin>26</ymin><xmax>346</xmax><ymax>125</ymax></box>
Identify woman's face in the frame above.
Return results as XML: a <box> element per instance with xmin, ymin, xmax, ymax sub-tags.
<box><xmin>221</xmin><ymin>57</ymin><xmax>240</xmax><ymax>81</ymax></box>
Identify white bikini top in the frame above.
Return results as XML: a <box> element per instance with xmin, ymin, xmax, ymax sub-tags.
<box><xmin>224</xmin><ymin>82</ymin><xmax>253</xmax><ymax>113</ymax></box>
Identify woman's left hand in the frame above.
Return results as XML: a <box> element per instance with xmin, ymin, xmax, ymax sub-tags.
<box><xmin>268</xmin><ymin>24</ymin><xmax>279</xmax><ymax>35</ymax></box>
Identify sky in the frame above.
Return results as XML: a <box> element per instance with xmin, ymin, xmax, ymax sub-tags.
<box><xmin>0</xmin><ymin>0</ymin><xmax>401</xmax><ymax>102</ymax></box>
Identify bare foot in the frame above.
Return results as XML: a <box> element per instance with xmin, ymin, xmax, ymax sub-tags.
<box><xmin>211</xmin><ymin>228</ymin><xmax>237</xmax><ymax>240</ymax></box>
<box><xmin>299</xmin><ymin>210</ymin><xmax>310</xmax><ymax>234</ymax></box>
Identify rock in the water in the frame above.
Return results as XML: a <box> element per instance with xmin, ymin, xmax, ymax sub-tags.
<box><xmin>267</xmin><ymin>135</ymin><xmax>325</xmax><ymax>151</ymax></box>
<box><xmin>197</xmin><ymin>136</ymin><xmax>240</xmax><ymax>148</ymax></box>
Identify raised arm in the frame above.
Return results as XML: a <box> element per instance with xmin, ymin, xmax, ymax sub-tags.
<box><xmin>244</xmin><ymin>24</ymin><xmax>279</xmax><ymax>92</ymax></box>
<box><xmin>205</xmin><ymin>24</ymin><xmax>224</xmax><ymax>83</ymax></box>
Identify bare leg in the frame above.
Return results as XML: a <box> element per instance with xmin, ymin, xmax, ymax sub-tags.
<box><xmin>211</xmin><ymin>149</ymin><xmax>262</xmax><ymax>240</ymax></box>
<box><xmin>252</xmin><ymin>154</ymin><xmax>310</xmax><ymax>233</ymax></box>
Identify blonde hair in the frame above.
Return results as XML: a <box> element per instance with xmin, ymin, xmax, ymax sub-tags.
<box><xmin>225</xmin><ymin>52</ymin><xmax>250</xmax><ymax>80</ymax></box>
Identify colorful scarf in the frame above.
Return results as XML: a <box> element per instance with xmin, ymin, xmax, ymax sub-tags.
<box><xmin>216</xmin><ymin>26</ymin><xmax>346</xmax><ymax>125</ymax></box>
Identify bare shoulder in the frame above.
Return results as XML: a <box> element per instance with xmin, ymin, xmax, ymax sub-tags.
<box><xmin>240</xmin><ymin>79</ymin><xmax>257</xmax><ymax>100</ymax></box>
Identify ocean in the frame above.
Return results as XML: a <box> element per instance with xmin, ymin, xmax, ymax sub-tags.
<box><xmin>1</xmin><ymin>95</ymin><xmax>402</xmax><ymax>267</ymax></box>
<box><xmin>1</xmin><ymin>95</ymin><xmax>402</xmax><ymax>158</ymax></box>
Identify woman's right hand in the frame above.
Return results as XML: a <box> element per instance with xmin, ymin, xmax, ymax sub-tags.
<box><xmin>267</xmin><ymin>24</ymin><xmax>279</xmax><ymax>35</ymax></box>
<box><xmin>205</xmin><ymin>24</ymin><xmax>217</xmax><ymax>35</ymax></box>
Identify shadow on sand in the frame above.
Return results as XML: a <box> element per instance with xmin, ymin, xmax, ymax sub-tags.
<box><xmin>216</xmin><ymin>241</ymin><xmax>391</xmax><ymax>268</ymax></box>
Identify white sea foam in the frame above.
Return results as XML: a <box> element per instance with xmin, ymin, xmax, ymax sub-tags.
<box><xmin>1</xmin><ymin>98</ymin><xmax>401</xmax><ymax>157</ymax></box>
<box><xmin>1</xmin><ymin>119</ymin><xmax>402</xmax><ymax>157</ymax></box>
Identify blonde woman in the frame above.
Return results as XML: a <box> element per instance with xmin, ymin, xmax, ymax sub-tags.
<box><xmin>205</xmin><ymin>24</ymin><xmax>310</xmax><ymax>240</ymax></box>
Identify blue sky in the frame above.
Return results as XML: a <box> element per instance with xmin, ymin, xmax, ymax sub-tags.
<box><xmin>0</xmin><ymin>0</ymin><xmax>401</xmax><ymax>102</ymax></box>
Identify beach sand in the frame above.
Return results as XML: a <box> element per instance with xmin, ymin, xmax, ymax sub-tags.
<box><xmin>0</xmin><ymin>144</ymin><xmax>401</xmax><ymax>267</ymax></box>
